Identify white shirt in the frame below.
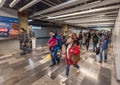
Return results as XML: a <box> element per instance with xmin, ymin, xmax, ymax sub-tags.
<box><xmin>67</xmin><ymin>44</ymin><xmax>72</xmax><ymax>59</ymax></box>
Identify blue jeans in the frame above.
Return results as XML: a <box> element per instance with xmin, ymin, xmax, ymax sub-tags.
<box><xmin>100</xmin><ymin>48</ymin><xmax>107</xmax><ymax>61</ymax></box>
<box><xmin>50</xmin><ymin>50</ymin><xmax>60</xmax><ymax>65</ymax></box>
<box><xmin>66</xmin><ymin>64</ymin><xmax>79</xmax><ymax>77</ymax></box>
<box><xmin>22</xmin><ymin>45</ymin><xmax>30</xmax><ymax>53</ymax></box>
<box><xmin>93</xmin><ymin>43</ymin><xmax>97</xmax><ymax>52</ymax></box>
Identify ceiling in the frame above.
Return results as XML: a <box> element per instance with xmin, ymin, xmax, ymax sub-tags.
<box><xmin>1</xmin><ymin>0</ymin><xmax>120</xmax><ymax>30</ymax></box>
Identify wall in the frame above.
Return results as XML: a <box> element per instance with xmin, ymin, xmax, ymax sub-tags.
<box><xmin>0</xmin><ymin>39</ymin><xmax>20</xmax><ymax>53</ymax></box>
<box><xmin>69</xmin><ymin>26</ymin><xmax>82</xmax><ymax>35</ymax></box>
<box><xmin>32</xmin><ymin>26</ymin><xmax>62</xmax><ymax>46</ymax></box>
<box><xmin>0</xmin><ymin>7</ymin><xmax>19</xmax><ymax>54</ymax></box>
<box><xmin>0</xmin><ymin>7</ymin><xmax>18</xmax><ymax>18</ymax></box>
<box><xmin>112</xmin><ymin>8</ymin><xmax>120</xmax><ymax>80</ymax></box>
<box><xmin>33</xmin><ymin>26</ymin><xmax>62</xmax><ymax>38</ymax></box>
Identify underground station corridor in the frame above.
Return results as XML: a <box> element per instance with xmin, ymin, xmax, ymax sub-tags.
<box><xmin>0</xmin><ymin>0</ymin><xmax>120</xmax><ymax>85</ymax></box>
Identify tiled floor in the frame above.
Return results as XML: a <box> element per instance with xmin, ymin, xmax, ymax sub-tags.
<box><xmin>0</xmin><ymin>46</ymin><xmax>119</xmax><ymax>85</ymax></box>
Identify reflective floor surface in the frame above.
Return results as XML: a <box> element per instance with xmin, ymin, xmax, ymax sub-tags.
<box><xmin>0</xmin><ymin>45</ymin><xmax>119</xmax><ymax>85</ymax></box>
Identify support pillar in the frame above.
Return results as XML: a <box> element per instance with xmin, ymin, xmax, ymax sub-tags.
<box><xmin>18</xmin><ymin>12</ymin><xmax>28</xmax><ymax>31</ymax></box>
<box><xmin>112</xmin><ymin>8</ymin><xmax>120</xmax><ymax>80</ymax></box>
<box><xmin>62</xmin><ymin>24</ymin><xmax>69</xmax><ymax>32</ymax></box>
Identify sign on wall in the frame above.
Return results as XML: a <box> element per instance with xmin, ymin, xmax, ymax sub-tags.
<box><xmin>0</xmin><ymin>22</ymin><xmax>10</xmax><ymax>37</ymax></box>
<box><xmin>0</xmin><ymin>16</ymin><xmax>19</xmax><ymax>38</ymax></box>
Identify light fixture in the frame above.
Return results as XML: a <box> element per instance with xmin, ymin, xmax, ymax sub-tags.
<box><xmin>0</xmin><ymin>0</ymin><xmax>2</xmax><ymax>3</ymax></box>
<box><xmin>28</xmin><ymin>19</ymin><xmax>33</xmax><ymax>22</ymax></box>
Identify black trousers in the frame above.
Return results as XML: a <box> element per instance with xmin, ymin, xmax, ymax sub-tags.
<box><xmin>86</xmin><ymin>39</ymin><xmax>90</xmax><ymax>50</ymax></box>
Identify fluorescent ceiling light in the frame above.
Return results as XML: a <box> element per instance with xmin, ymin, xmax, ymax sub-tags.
<box><xmin>47</xmin><ymin>5</ymin><xmax>120</xmax><ymax>19</ymax></box>
<box><xmin>0</xmin><ymin>0</ymin><xmax>2</xmax><ymax>3</ymax></box>
<box><xmin>28</xmin><ymin>19</ymin><xmax>33</xmax><ymax>22</ymax></box>
<box><xmin>9</xmin><ymin>0</ymin><xmax>20</xmax><ymax>8</ymax></box>
<box><xmin>32</xmin><ymin>26</ymin><xmax>41</xmax><ymax>29</ymax></box>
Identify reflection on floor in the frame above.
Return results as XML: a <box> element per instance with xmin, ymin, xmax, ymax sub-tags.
<box><xmin>0</xmin><ymin>46</ymin><xmax>119</xmax><ymax>85</ymax></box>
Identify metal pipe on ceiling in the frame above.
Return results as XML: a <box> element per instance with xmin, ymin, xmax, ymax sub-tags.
<box><xmin>45</xmin><ymin>0</ymin><xmax>56</xmax><ymax>6</ymax></box>
<box><xmin>9</xmin><ymin>0</ymin><xmax>20</xmax><ymax>8</ymax></box>
<box><xmin>19</xmin><ymin>0</ymin><xmax>42</xmax><ymax>12</ymax></box>
<box><xmin>56</xmin><ymin>0</ymin><xmax>61</xmax><ymax>3</ymax></box>
<box><xmin>32</xmin><ymin>0</ymin><xmax>89</xmax><ymax>17</ymax></box>
<box><xmin>41</xmin><ymin>0</ymin><xmax>53</xmax><ymax>7</ymax></box>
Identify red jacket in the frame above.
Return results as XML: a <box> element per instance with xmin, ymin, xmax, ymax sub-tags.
<box><xmin>48</xmin><ymin>37</ymin><xmax>57</xmax><ymax>49</ymax></box>
<box><xmin>65</xmin><ymin>44</ymin><xmax>80</xmax><ymax>65</ymax></box>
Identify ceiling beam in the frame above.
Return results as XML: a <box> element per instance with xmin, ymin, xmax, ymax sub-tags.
<box><xmin>0</xmin><ymin>0</ymin><xmax>6</xmax><ymax>7</ymax></box>
<box><xmin>76</xmin><ymin>23</ymin><xmax>114</xmax><ymax>26</ymax></box>
<box><xmin>47</xmin><ymin>5</ymin><xmax>120</xmax><ymax>19</ymax></box>
<box><xmin>9</xmin><ymin>0</ymin><xmax>20</xmax><ymax>8</ymax></box>
<box><xmin>19</xmin><ymin>0</ymin><xmax>42</xmax><ymax>12</ymax></box>
<box><xmin>59</xmin><ymin>12</ymin><xmax>118</xmax><ymax>20</ymax></box>
<box><xmin>38</xmin><ymin>0</ymin><xmax>120</xmax><ymax>19</ymax></box>
<box><xmin>35</xmin><ymin>10</ymin><xmax>118</xmax><ymax>20</ymax></box>
<box><xmin>31</xmin><ymin>0</ymin><xmax>89</xmax><ymax>17</ymax></box>
<box><xmin>65</xmin><ymin>19</ymin><xmax>115</xmax><ymax>24</ymax></box>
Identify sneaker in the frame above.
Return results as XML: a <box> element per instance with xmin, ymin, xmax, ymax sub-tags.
<box><xmin>20</xmin><ymin>52</ymin><xmax>26</xmax><ymax>55</ymax></box>
<box><xmin>77</xmin><ymin>69</ymin><xmax>80</xmax><ymax>73</ymax></box>
<box><xmin>57</xmin><ymin>59</ymin><xmax>60</xmax><ymax>65</ymax></box>
<box><xmin>99</xmin><ymin>61</ymin><xmax>102</xmax><ymax>63</ymax></box>
<box><xmin>49</xmin><ymin>64</ymin><xmax>56</xmax><ymax>67</ymax></box>
<box><xmin>47</xmin><ymin>72</ymin><xmax>52</xmax><ymax>78</ymax></box>
<box><xmin>61</xmin><ymin>76</ymin><xmax>68</xmax><ymax>83</ymax></box>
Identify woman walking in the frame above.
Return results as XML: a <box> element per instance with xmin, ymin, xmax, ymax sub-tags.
<box><xmin>62</xmin><ymin>36</ymin><xmax>80</xmax><ymax>83</ymax></box>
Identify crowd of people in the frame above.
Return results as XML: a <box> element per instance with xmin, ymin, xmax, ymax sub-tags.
<box><xmin>19</xmin><ymin>27</ymin><xmax>112</xmax><ymax>83</ymax></box>
<box><xmin>47</xmin><ymin>30</ymin><xmax>111</xmax><ymax>83</ymax></box>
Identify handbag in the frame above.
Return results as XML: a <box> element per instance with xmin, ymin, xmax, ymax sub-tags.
<box><xmin>70</xmin><ymin>53</ymin><xmax>80</xmax><ymax>64</ymax></box>
<box><xmin>70</xmin><ymin>44</ymin><xmax>80</xmax><ymax>64</ymax></box>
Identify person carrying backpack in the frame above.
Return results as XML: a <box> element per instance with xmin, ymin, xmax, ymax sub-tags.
<box><xmin>47</xmin><ymin>32</ymin><xmax>60</xmax><ymax>67</ymax></box>
<box><xmin>20</xmin><ymin>28</ymin><xmax>31</xmax><ymax>55</ymax></box>
<box><xmin>55</xmin><ymin>33</ymin><xmax>63</xmax><ymax>57</ymax></box>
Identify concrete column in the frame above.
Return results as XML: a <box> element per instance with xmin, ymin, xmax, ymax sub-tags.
<box><xmin>62</xmin><ymin>24</ymin><xmax>69</xmax><ymax>32</ymax></box>
<box><xmin>112</xmin><ymin>8</ymin><xmax>120</xmax><ymax>80</ymax></box>
<box><xmin>18</xmin><ymin>12</ymin><xmax>28</xmax><ymax>31</ymax></box>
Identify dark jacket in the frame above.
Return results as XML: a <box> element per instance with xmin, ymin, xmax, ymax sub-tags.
<box><xmin>93</xmin><ymin>35</ymin><xmax>99</xmax><ymax>44</ymax></box>
<box><xmin>20</xmin><ymin>31</ymin><xmax>28</xmax><ymax>44</ymax></box>
<box><xmin>86</xmin><ymin>32</ymin><xmax>91</xmax><ymax>41</ymax></box>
